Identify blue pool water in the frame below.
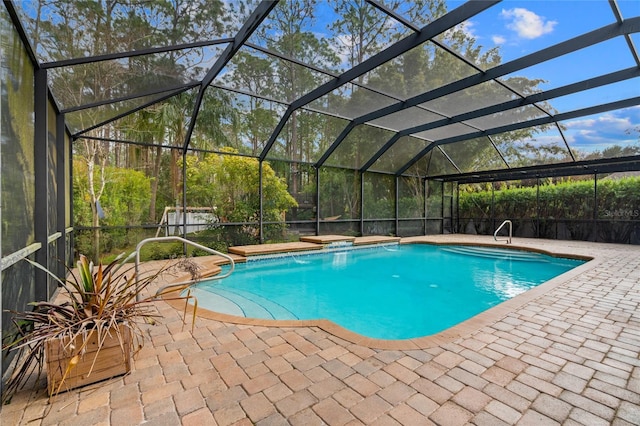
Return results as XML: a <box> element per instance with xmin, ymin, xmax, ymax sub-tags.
<box><xmin>189</xmin><ymin>244</ymin><xmax>584</xmax><ymax>340</ymax></box>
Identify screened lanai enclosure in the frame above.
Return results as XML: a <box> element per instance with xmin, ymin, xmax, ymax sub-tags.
<box><xmin>1</xmin><ymin>0</ymin><xmax>640</xmax><ymax>375</ymax></box>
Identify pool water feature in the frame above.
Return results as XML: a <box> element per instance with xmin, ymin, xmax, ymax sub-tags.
<box><xmin>188</xmin><ymin>244</ymin><xmax>584</xmax><ymax>340</ymax></box>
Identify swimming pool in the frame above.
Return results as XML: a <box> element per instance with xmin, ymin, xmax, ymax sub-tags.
<box><xmin>188</xmin><ymin>244</ymin><xmax>584</xmax><ymax>340</ymax></box>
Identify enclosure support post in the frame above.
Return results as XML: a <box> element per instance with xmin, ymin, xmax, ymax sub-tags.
<box><xmin>360</xmin><ymin>172</ymin><xmax>364</xmax><ymax>236</ymax></box>
<box><xmin>395</xmin><ymin>176</ymin><xmax>399</xmax><ymax>237</ymax></box>
<box><xmin>441</xmin><ymin>181</ymin><xmax>445</xmax><ymax>234</ymax></box>
<box><xmin>68</xmin><ymin>130</ymin><xmax>74</xmax><ymax>266</ymax></box>
<box><xmin>315</xmin><ymin>166</ymin><xmax>320</xmax><ymax>236</ymax></box>
<box><xmin>56</xmin><ymin>111</ymin><xmax>67</xmax><ymax>277</ymax></box>
<box><xmin>594</xmin><ymin>172</ymin><xmax>598</xmax><ymax>240</ymax></box>
<box><xmin>536</xmin><ymin>177</ymin><xmax>540</xmax><ymax>238</ymax></box>
<box><xmin>424</xmin><ymin>179</ymin><xmax>428</xmax><ymax>235</ymax></box>
<box><xmin>449</xmin><ymin>182</ymin><xmax>454</xmax><ymax>233</ymax></box>
<box><xmin>181</xmin><ymin>150</ymin><xmax>188</xmax><ymax>255</ymax></box>
<box><xmin>491</xmin><ymin>183</ymin><xmax>495</xmax><ymax>236</ymax></box>
<box><xmin>34</xmin><ymin>68</ymin><xmax>49</xmax><ymax>301</ymax></box>
<box><xmin>259</xmin><ymin>161</ymin><xmax>264</xmax><ymax>244</ymax></box>
<box><xmin>455</xmin><ymin>182</ymin><xmax>460</xmax><ymax>234</ymax></box>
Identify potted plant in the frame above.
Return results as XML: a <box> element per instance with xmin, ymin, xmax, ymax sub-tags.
<box><xmin>2</xmin><ymin>253</ymin><xmax>195</xmax><ymax>403</ymax></box>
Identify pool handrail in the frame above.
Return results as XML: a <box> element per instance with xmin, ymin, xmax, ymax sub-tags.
<box><xmin>133</xmin><ymin>236</ymin><xmax>235</xmax><ymax>301</ymax></box>
<box><xmin>494</xmin><ymin>219</ymin><xmax>512</xmax><ymax>244</ymax></box>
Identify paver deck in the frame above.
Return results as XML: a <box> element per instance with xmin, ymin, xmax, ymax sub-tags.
<box><xmin>3</xmin><ymin>235</ymin><xmax>640</xmax><ymax>425</ymax></box>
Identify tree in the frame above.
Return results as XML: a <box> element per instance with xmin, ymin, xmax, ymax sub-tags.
<box><xmin>579</xmin><ymin>144</ymin><xmax>640</xmax><ymax>161</ymax></box>
<box><xmin>327</xmin><ymin>0</ymin><xmax>554</xmax><ymax>174</ymax></box>
<box><xmin>24</xmin><ymin>0</ymin><xmax>231</xmax><ymax>255</ymax></box>
<box><xmin>182</xmin><ymin>148</ymin><xmax>297</xmax><ymax>243</ymax></box>
<box><xmin>73</xmin><ymin>160</ymin><xmax>150</xmax><ymax>257</ymax></box>
<box><xmin>318</xmin><ymin>168</ymin><xmax>360</xmax><ymax>220</ymax></box>
<box><xmin>250</xmin><ymin>0</ymin><xmax>339</xmax><ymax>194</ymax></box>
<box><xmin>329</xmin><ymin>0</ymin><xmax>412</xmax><ymax>75</ymax></box>
<box><xmin>183</xmin><ymin>148</ymin><xmax>296</xmax><ymax>221</ymax></box>
<box><xmin>219</xmin><ymin>51</ymin><xmax>281</xmax><ymax>155</ymax></box>
<box><xmin>324</xmin><ymin>1</ymin><xmax>448</xmax><ymax>214</ymax></box>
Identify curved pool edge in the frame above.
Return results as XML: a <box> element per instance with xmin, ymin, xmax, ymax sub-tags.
<box><xmin>160</xmin><ymin>237</ymin><xmax>598</xmax><ymax>350</ymax></box>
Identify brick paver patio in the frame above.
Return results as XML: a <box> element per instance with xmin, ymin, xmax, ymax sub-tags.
<box><xmin>2</xmin><ymin>236</ymin><xmax>639</xmax><ymax>425</ymax></box>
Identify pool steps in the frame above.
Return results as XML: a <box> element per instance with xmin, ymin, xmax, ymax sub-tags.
<box><xmin>190</xmin><ymin>286</ymin><xmax>298</xmax><ymax>320</ymax></box>
<box><xmin>441</xmin><ymin>246</ymin><xmax>545</xmax><ymax>261</ymax></box>
<box><xmin>223</xmin><ymin>287</ymin><xmax>299</xmax><ymax>320</ymax></box>
<box><xmin>189</xmin><ymin>287</ymin><xmax>245</xmax><ymax>317</ymax></box>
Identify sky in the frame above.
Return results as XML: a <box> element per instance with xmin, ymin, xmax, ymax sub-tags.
<box><xmin>447</xmin><ymin>0</ymin><xmax>640</xmax><ymax>154</ymax></box>
<box><xmin>13</xmin><ymin>0</ymin><xmax>640</xmax><ymax>155</ymax></box>
<box><xmin>305</xmin><ymin>0</ymin><xmax>640</xmax><ymax>155</ymax></box>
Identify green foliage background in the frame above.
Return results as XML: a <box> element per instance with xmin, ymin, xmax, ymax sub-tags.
<box><xmin>73</xmin><ymin>160</ymin><xmax>151</xmax><ymax>255</ymax></box>
<box><xmin>459</xmin><ymin>177</ymin><xmax>640</xmax><ymax>220</ymax></box>
<box><xmin>458</xmin><ymin>176</ymin><xmax>640</xmax><ymax>242</ymax></box>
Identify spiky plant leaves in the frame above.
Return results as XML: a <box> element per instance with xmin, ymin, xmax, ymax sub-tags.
<box><xmin>1</xmin><ymin>254</ymin><xmax>193</xmax><ymax>404</ymax></box>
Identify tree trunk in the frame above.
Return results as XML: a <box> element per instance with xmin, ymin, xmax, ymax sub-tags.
<box><xmin>87</xmin><ymin>151</ymin><xmax>101</xmax><ymax>263</ymax></box>
<box><xmin>149</xmin><ymin>145</ymin><xmax>162</xmax><ymax>223</ymax></box>
<box><xmin>170</xmin><ymin>148</ymin><xmax>181</xmax><ymax>206</ymax></box>
<box><xmin>91</xmin><ymin>205</ymin><xmax>100</xmax><ymax>263</ymax></box>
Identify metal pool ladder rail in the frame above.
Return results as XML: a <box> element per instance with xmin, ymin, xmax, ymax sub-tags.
<box><xmin>133</xmin><ymin>236</ymin><xmax>235</xmax><ymax>300</ymax></box>
<box><xmin>494</xmin><ymin>220</ymin><xmax>512</xmax><ymax>244</ymax></box>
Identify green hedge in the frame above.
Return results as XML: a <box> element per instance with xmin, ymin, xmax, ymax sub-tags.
<box><xmin>459</xmin><ymin>176</ymin><xmax>640</xmax><ymax>220</ymax></box>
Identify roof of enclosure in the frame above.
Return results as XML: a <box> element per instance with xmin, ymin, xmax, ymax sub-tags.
<box><xmin>9</xmin><ymin>0</ymin><xmax>640</xmax><ymax>183</ymax></box>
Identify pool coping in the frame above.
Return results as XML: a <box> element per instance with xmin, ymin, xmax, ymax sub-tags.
<box><xmin>162</xmin><ymin>236</ymin><xmax>598</xmax><ymax>350</ymax></box>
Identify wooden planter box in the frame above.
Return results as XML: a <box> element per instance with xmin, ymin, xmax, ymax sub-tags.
<box><xmin>46</xmin><ymin>325</ymin><xmax>132</xmax><ymax>395</ymax></box>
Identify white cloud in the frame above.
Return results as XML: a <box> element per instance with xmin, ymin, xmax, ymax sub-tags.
<box><xmin>564</xmin><ymin>118</ymin><xmax>596</xmax><ymax>129</ymax></box>
<box><xmin>595</xmin><ymin>114</ymin><xmax>633</xmax><ymax>130</ymax></box>
<box><xmin>443</xmin><ymin>20</ymin><xmax>478</xmax><ymax>42</ymax></box>
<box><xmin>566</xmin><ymin>114</ymin><xmax>632</xmax><ymax>131</ymax></box>
<box><xmin>563</xmin><ymin>109</ymin><xmax>640</xmax><ymax>150</ymax></box>
<box><xmin>501</xmin><ymin>8</ymin><xmax>557</xmax><ymax>39</ymax></box>
<box><xmin>492</xmin><ymin>35</ymin><xmax>506</xmax><ymax>45</ymax></box>
<box><xmin>456</xmin><ymin>21</ymin><xmax>477</xmax><ymax>40</ymax></box>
